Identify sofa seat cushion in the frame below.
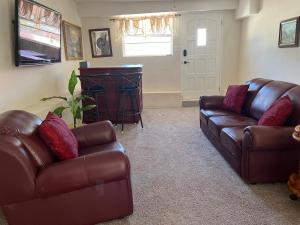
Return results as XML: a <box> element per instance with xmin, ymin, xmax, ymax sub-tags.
<box><xmin>79</xmin><ymin>142</ymin><xmax>125</xmax><ymax>156</ymax></box>
<box><xmin>200</xmin><ymin>109</ymin><xmax>237</xmax><ymax>125</ymax></box>
<box><xmin>37</xmin><ymin>151</ymin><xmax>129</xmax><ymax>197</ymax></box>
<box><xmin>221</xmin><ymin>127</ymin><xmax>245</xmax><ymax>158</ymax></box>
<box><xmin>208</xmin><ymin>115</ymin><xmax>257</xmax><ymax>137</ymax></box>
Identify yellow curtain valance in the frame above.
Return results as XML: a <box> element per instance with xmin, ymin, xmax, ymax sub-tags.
<box><xmin>111</xmin><ymin>13</ymin><xmax>177</xmax><ymax>36</ymax></box>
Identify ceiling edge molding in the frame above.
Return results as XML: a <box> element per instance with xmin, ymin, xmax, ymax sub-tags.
<box><xmin>76</xmin><ymin>0</ymin><xmax>238</xmax><ymax>18</ymax></box>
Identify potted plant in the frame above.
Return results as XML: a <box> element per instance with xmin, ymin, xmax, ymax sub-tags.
<box><xmin>41</xmin><ymin>70</ymin><xmax>96</xmax><ymax>128</ymax></box>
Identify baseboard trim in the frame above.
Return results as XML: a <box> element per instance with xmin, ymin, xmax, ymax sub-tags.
<box><xmin>143</xmin><ymin>92</ymin><xmax>182</xmax><ymax>108</ymax></box>
<box><xmin>182</xmin><ymin>100</ymin><xmax>199</xmax><ymax>107</ymax></box>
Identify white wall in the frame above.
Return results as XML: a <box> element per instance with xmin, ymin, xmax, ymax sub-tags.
<box><xmin>0</xmin><ymin>0</ymin><xmax>82</xmax><ymax>118</ymax></box>
<box><xmin>77</xmin><ymin>0</ymin><xmax>238</xmax><ymax>18</ymax></box>
<box><xmin>0</xmin><ymin>0</ymin><xmax>241</xmax><ymax>114</ymax></box>
<box><xmin>221</xmin><ymin>10</ymin><xmax>241</xmax><ymax>92</ymax></box>
<box><xmin>81</xmin><ymin>10</ymin><xmax>240</xmax><ymax>106</ymax></box>
<box><xmin>238</xmin><ymin>0</ymin><xmax>300</xmax><ymax>84</ymax></box>
<box><xmin>81</xmin><ymin>16</ymin><xmax>182</xmax><ymax>107</ymax></box>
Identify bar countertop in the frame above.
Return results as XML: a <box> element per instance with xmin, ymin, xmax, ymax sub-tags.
<box><xmin>79</xmin><ymin>64</ymin><xmax>143</xmax><ymax>70</ymax></box>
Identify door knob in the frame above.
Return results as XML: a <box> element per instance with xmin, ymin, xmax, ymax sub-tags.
<box><xmin>184</xmin><ymin>61</ymin><xmax>190</xmax><ymax>64</ymax></box>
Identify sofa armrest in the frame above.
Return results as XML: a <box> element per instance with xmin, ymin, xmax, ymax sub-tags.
<box><xmin>71</xmin><ymin>121</ymin><xmax>116</xmax><ymax>149</ymax></box>
<box><xmin>199</xmin><ymin>96</ymin><xmax>224</xmax><ymax>110</ymax></box>
<box><xmin>36</xmin><ymin>151</ymin><xmax>130</xmax><ymax>198</ymax></box>
<box><xmin>243</xmin><ymin>126</ymin><xmax>300</xmax><ymax>151</ymax></box>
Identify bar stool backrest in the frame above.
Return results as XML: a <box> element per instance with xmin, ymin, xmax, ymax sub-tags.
<box><xmin>120</xmin><ymin>72</ymin><xmax>142</xmax><ymax>90</ymax></box>
<box><xmin>77</xmin><ymin>75</ymin><xmax>105</xmax><ymax>92</ymax></box>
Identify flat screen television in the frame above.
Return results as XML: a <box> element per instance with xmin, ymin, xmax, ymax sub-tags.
<box><xmin>15</xmin><ymin>0</ymin><xmax>62</xmax><ymax>66</ymax></box>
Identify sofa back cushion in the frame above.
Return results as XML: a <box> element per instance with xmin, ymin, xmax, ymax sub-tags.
<box><xmin>282</xmin><ymin>86</ymin><xmax>300</xmax><ymax>126</ymax></box>
<box><xmin>0</xmin><ymin>110</ymin><xmax>54</xmax><ymax>168</ymax></box>
<box><xmin>0</xmin><ymin>110</ymin><xmax>54</xmax><ymax>205</ymax></box>
<box><xmin>242</xmin><ymin>78</ymin><xmax>273</xmax><ymax>115</ymax></box>
<box><xmin>247</xmin><ymin>81</ymin><xmax>296</xmax><ymax>120</ymax></box>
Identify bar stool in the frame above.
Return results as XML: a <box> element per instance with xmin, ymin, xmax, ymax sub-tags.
<box><xmin>77</xmin><ymin>75</ymin><xmax>110</xmax><ymax>122</ymax></box>
<box><xmin>117</xmin><ymin>72</ymin><xmax>143</xmax><ymax>131</ymax></box>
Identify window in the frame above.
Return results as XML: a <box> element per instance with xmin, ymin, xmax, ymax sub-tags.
<box><xmin>197</xmin><ymin>28</ymin><xmax>207</xmax><ymax>47</ymax></box>
<box><xmin>123</xmin><ymin>34</ymin><xmax>173</xmax><ymax>57</ymax></box>
<box><xmin>118</xmin><ymin>14</ymin><xmax>175</xmax><ymax>57</ymax></box>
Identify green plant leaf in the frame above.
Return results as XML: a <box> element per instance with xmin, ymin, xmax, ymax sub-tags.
<box><xmin>40</xmin><ymin>96</ymin><xmax>68</xmax><ymax>101</ymax></box>
<box><xmin>68</xmin><ymin>70</ymin><xmax>78</xmax><ymax>96</ymax></box>
<box><xmin>75</xmin><ymin>107</ymin><xmax>82</xmax><ymax>119</ymax></box>
<box><xmin>53</xmin><ymin>106</ymin><xmax>67</xmax><ymax>117</ymax></box>
<box><xmin>82</xmin><ymin>104</ymin><xmax>96</xmax><ymax>111</ymax></box>
<box><xmin>76</xmin><ymin>95</ymin><xmax>95</xmax><ymax>102</ymax></box>
<box><xmin>70</xmin><ymin>100</ymin><xmax>80</xmax><ymax>120</ymax></box>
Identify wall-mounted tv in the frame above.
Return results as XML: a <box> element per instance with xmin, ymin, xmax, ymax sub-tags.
<box><xmin>15</xmin><ymin>0</ymin><xmax>62</xmax><ymax>66</ymax></box>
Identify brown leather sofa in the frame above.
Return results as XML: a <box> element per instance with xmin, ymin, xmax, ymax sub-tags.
<box><xmin>200</xmin><ymin>78</ymin><xmax>300</xmax><ymax>183</ymax></box>
<box><xmin>0</xmin><ymin>110</ymin><xmax>133</xmax><ymax>225</ymax></box>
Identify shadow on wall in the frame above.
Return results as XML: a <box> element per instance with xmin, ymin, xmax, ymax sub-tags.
<box><xmin>258</xmin><ymin>0</ymin><xmax>263</xmax><ymax>13</ymax></box>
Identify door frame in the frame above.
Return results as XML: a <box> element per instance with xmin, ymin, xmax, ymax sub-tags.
<box><xmin>180</xmin><ymin>11</ymin><xmax>224</xmax><ymax>101</ymax></box>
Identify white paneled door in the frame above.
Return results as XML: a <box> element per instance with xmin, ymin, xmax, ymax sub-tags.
<box><xmin>181</xmin><ymin>13</ymin><xmax>223</xmax><ymax>101</ymax></box>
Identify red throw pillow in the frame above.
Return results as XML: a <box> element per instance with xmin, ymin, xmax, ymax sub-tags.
<box><xmin>258</xmin><ymin>96</ymin><xmax>293</xmax><ymax>126</ymax></box>
<box><xmin>38</xmin><ymin>112</ymin><xmax>78</xmax><ymax>160</ymax></box>
<box><xmin>223</xmin><ymin>85</ymin><xmax>249</xmax><ymax>113</ymax></box>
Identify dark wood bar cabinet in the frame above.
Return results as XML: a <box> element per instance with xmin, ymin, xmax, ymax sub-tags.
<box><xmin>79</xmin><ymin>64</ymin><xmax>143</xmax><ymax>124</ymax></box>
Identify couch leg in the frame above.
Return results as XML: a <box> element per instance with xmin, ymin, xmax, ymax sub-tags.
<box><xmin>290</xmin><ymin>194</ymin><xmax>298</xmax><ymax>201</ymax></box>
<box><xmin>117</xmin><ymin>214</ymin><xmax>131</xmax><ymax>220</ymax></box>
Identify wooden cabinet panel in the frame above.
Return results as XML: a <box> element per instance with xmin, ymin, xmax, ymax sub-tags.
<box><xmin>79</xmin><ymin>65</ymin><xmax>143</xmax><ymax>124</ymax></box>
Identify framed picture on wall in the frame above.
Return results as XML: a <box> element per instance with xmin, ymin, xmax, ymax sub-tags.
<box><xmin>62</xmin><ymin>21</ymin><xmax>84</xmax><ymax>60</ymax></box>
<box><xmin>89</xmin><ymin>28</ymin><xmax>113</xmax><ymax>57</ymax></box>
<box><xmin>278</xmin><ymin>17</ymin><xmax>300</xmax><ymax>48</ymax></box>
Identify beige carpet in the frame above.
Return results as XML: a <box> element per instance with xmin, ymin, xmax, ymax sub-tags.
<box><xmin>1</xmin><ymin>107</ymin><xmax>300</xmax><ymax>225</ymax></box>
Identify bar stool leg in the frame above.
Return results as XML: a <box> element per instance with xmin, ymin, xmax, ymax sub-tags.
<box><xmin>120</xmin><ymin>93</ymin><xmax>125</xmax><ymax>132</ymax></box>
<box><xmin>122</xmin><ymin>107</ymin><xmax>125</xmax><ymax>132</ymax></box>
<box><xmin>117</xmin><ymin>91</ymin><xmax>125</xmax><ymax>131</ymax></box>
<box><xmin>116</xmin><ymin>90</ymin><xmax>121</xmax><ymax>125</ymax></box>
<box><xmin>129</xmin><ymin>92</ymin><xmax>136</xmax><ymax>122</ymax></box>
<box><xmin>103</xmin><ymin>93</ymin><xmax>111</xmax><ymax>121</ymax></box>
<box><xmin>133</xmin><ymin>92</ymin><xmax>143</xmax><ymax>128</ymax></box>
<box><xmin>139</xmin><ymin>113</ymin><xmax>144</xmax><ymax>129</ymax></box>
<box><xmin>95</xmin><ymin>94</ymin><xmax>101</xmax><ymax>121</ymax></box>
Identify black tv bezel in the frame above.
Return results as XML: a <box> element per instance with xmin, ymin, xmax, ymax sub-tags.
<box><xmin>15</xmin><ymin>0</ymin><xmax>62</xmax><ymax>66</ymax></box>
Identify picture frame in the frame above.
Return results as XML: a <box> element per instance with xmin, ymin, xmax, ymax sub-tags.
<box><xmin>89</xmin><ymin>28</ymin><xmax>113</xmax><ymax>58</ymax></box>
<box><xmin>278</xmin><ymin>17</ymin><xmax>300</xmax><ymax>48</ymax></box>
<box><xmin>62</xmin><ymin>20</ymin><xmax>83</xmax><ymax>60</ymax></box>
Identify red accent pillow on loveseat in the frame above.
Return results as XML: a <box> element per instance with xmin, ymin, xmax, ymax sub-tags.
<box><xmin>258</xmin><ymin>96</ymin><xmax>293</xmax><ymax>126</ymax></box>
<box><xmin>222</xmin><ymin>85</ymin><xmax>249</xmax><ymax>113</ymax></box>
<box><xmin>38</xmin><ymin>112</ymin><xmax>78</xmax><ymax>160</ymax></box>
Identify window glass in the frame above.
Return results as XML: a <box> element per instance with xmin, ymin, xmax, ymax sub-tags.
<box><xmin>197</xmin><ymin>28</ymin><xmax>207</xmax><ymax>47</ymax></box>
<box><xmin>123</xmin><ymin>35</ymin><xmax>173</xmax><ymax>57</ymax></box>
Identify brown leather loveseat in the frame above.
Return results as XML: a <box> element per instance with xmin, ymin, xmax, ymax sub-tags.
<box><xmin>0</xmin><ymin>110</ymin><xmax>133</xmax><ymax>225</ymax></box>
<box><xmin>200</xmin><ymin>78</ymin><xmax>300</xmax><ymax>183</ymax></box>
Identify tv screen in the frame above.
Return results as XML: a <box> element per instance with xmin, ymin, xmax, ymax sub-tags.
<box><xmin>15</xmin><ymin>0</ymin><xmax>62</xmax><ymax>66</ymax></box>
